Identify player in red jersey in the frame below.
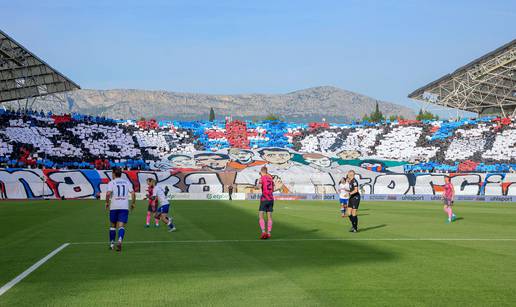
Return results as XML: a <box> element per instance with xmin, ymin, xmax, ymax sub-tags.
<box><xmin>257</xmin><ymin>166</ymin><xmax>275</xmax><ymax>239</ymax></box>
<box><xmin>145</xmin><ymin>178</ymin><xmax>160</xmax><ymax>228</ymax></box>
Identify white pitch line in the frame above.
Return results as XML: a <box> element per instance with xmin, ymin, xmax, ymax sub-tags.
<box><xmin>0</xmin><ymin>243</ymin><xmax>70</xmax><ymax>297</ymax></box>
<box><xmin>70</xmin><ymin>238</ymin><xmax>516</xmax><ymax>245</ymax></box>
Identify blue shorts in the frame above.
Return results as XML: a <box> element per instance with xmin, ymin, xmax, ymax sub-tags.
<box><xmin>340</xmin><ymin>198</ymin><xmax>348</xmax><ymax>205</ymax></box>
<box><xmin>156</xmin><ymin>204</ymin><xmax>170</xmax><ymax>215</ymax></box>
<box><xmin>110</xmin><ymin>209</ymin><xmax>129</xmax><ymax>224</ymax></box>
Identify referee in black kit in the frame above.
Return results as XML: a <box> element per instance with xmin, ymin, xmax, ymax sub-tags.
<box><xmin>346</xmin><ymin>170</ymin><xmax>361</xmax><ymax>232</ymax></box>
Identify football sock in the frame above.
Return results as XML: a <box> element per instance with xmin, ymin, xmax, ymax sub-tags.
<box><xmin>348</xmin><ymin>215</ymin><xmax>353</xmax><ymax>225</ymax></box>
<box><xmin>340</xmin><ymin>207</ymin><xmax>346</xmax><ymax>215</ymax></box>
<box><xmin>146</xmin><ymin>212</ymin><xmax>151</xmax><ymax>225</ymax></box>
<box><xmin>118</xmin><ymin>227</ymin><xmax>125</xmax><ymax>242</ymax></box>
<box><xmin>109</xmin><ymin>227</ymin><xmax>116</xmax><ymax>243</ymax></box>
<box><xmin>447</xmin><ymin>208</ymin><xmax>453</xmax><ymax>219</ymax></box>
<box><xmin>155</xmin><ymin>218</ymin><xmax>159</xmax><ymax>226</ymax></box>
<box><xmin>259</xmin><ymin>217</ymin><xmax>265</xmax><ymax>232</ymax></box>
<box><xmin>353</xmin><ymin>215</ymin><xmax>359</xmax><ymax>229</ymax></box>
<box><xmin>267</xmin><ymin>219</ymin><xmax>273</xmax><ymax>234</ymax></box>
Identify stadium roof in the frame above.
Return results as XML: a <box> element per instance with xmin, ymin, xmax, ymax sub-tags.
<box><xmin>0</xmin><ymin>29</ymin><xmax>80</xmax><ymax>103</ymax></box>
<box><xmin>408</xmin><ymin>39</ymin><xmax>516</xmax><ymax>116</ymax></box>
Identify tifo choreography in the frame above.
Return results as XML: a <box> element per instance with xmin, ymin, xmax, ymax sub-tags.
<box><xmin>1</xmin><ymin>110</ymin><xmax>515</xmax><ymax>199</ymax></box>
<box><xmin>0</xmin><ymin>110</ymin><xmax>515</xmax><ymax>174</ymax></box>
<box><xmin>0</xmin><ymin>167</ymin><xmax>515</xmax><ymax>200</ymax></box>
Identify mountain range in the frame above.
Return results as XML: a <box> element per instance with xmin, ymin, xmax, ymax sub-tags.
<box><xmin>7</xmin><ymin>86</ymin><xmax>416</xmax><ymax>122</ymax></box>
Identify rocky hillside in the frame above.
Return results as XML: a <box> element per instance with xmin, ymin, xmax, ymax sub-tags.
<box><xmin>11</xmin><ymin>86</ymin><xmax>416</xmax><ymax>122</ymax></box>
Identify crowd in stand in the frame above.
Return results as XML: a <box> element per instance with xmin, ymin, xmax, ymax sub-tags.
<box><xmin>0</xmin><ymin>108</ymin><xmax>515</xmax><ymax>173</ymax></box>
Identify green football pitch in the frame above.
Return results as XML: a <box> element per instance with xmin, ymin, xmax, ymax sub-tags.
<box><xmin>1</xmin><ymin>199</ymin><xmax>515</xmax><ymax>306</ymax></box>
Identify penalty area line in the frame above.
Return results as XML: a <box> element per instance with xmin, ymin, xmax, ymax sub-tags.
<box><xmin>0</xmin><ymin>243</ymin><xmax>70</xmax><ymax>297</ymax></box>
<box><xmin>70</xmin><ymin>238</ymin><xmax>516</xmax><ymax>245</ymax></box>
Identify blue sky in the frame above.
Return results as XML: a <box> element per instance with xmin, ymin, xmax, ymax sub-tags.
<box><xmin>1</xmin><ymin>0</ymin><xmax>515</xmax><ymax>112</ymax></box>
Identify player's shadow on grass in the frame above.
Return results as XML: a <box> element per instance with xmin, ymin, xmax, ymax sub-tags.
<box><xmin>163</xmin><ymin>200</ymin><xmax>396</xmax><ymax>268</ymax></box>
<box><xmin>0</xmin><ymin>199</ymin><xmax>399</xmax><ymax>307</ymax></box>
<box><xmin>454</xmin><ymin>217</ymin><xmax>464</xmax><ymax>222</ymax></box>
<box><xmin>48</xmin><ymin>200</ymin><xmax>397</xmax><ymax>297</ymax></box>
<box><xmin>295</xmin><ymin>228</ymin><xmax>320</xmax><ymax>235</ymax></box>
<box><xmin>358</xmin><ymin>224</ymin><xmax>387</xmax><ymax>232</ymax></box>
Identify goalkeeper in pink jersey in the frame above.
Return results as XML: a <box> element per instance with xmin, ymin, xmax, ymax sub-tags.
<box><xmin>443</xmin><ymin>177</ymin><xmax>457</xmax><ymax>223</ymax></box>
<box><xmin>257</xmin><ymin>166</ymin><xmax>275</xmax><ymax>240</ymax></box>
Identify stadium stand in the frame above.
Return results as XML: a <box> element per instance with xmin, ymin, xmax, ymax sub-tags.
<box><xmin>1</xmin><ymin>109</ymin><xmax>515</xmax><ymax>173</ymax></box>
